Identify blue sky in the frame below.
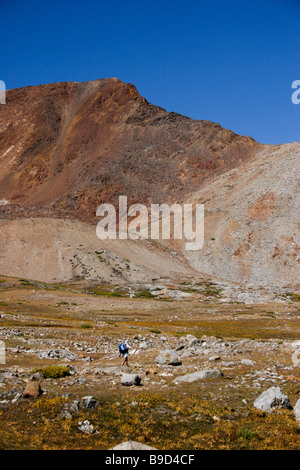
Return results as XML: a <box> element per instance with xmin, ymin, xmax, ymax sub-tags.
<box><xmin>1</xmin><ymin>0</ymin><xmax>299</xmax><ymax>144</ymax></box>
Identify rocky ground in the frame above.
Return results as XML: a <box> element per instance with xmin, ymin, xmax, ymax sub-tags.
<box><xmin>0</xmin><ymin>275</ymin><xmax>299</xmax><ymax>450</ymax></box>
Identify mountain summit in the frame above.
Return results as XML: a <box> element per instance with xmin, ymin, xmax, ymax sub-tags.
<box><xmin>0</xmin><ymin>78</ymin><xmax>259</xmax><ymax>221</ymax></box>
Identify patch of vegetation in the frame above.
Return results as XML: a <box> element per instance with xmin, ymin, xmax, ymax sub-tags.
<box><xmin>105</xmin><ymin>321</ymin><xmax>118</xmax><ymax>327</ymax></box>
<box><xmin>237</xmin><ymin>428</ymin><xmax>260</xmax><ymax>441</ymax></box>
<box><xmin>135</xmin><ymin>289</ymin><xmax>157</xmax><ymax>299</ymax></box>
<box><xmin>202</xmin><ymin>288</ymin><xmax>222</xmax><ymax>298</ymax></box>
<box><xmin>80</xmin><ymin>324</ymin><xmax>92</xmax><ymax>329</ymax></box>
<box><xmin>234</xmin><ymin>312</ymin><xmax>255</xmax><ymax>316</ymax></box>
<box><xmin>283</xmin><ymin>293</ymin><xmax>300</xmax><ymax>302</ymax></box>
<box><xmin>89</xmin><ymin>288</ymin><xmax>125</xmax><ymax>298</ymax></box>
<box><xmin>0</xmin><ymin>393</ymin><xmax>299</xmax><ymax>450</ymax></box>
<box><xmin>180</xmin><ymin>287</ymin><xmax>199</xmax><ymax>293</ymax></box>
<box><xmin>31</xmin><ymin>366</ymin><xmax>70</xmax><ymax>379</ymax></box>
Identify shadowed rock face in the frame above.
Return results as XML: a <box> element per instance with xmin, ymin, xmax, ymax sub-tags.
<box><xmin>0</xmin><ymin>78</ymin><xmax>260</xmax><ymax>222</ymax></box>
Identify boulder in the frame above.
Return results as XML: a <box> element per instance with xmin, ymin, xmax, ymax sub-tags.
<box><xmin>23</xmin><ymin>381</ymin><xmax>42</xmax><ymax>398</ymax></box>
<box><xmin>78</xmin><ymin>420</ymin><xmax>94</xmax><ymax>434</ymax></box>
<box><xmin>82</xmin><ymin>396</ymin><xmax>98</xmax><ymax>409</ymax></box>
<box><xmin>208</xmin><ymin>355</ymin><xmax>221</xmax><ymax>362</ymax></box>
<box><xmin>254</xmin><ymin>387</ymin><xmax>292</xmax><ymax>413</ymax></box>
<box><xmin>69</xmin><ymin>400</ymin><xmax>81</xmax><ymax>413</ymax></box>
<box><xmin>241</xmin><ymin>359</ymin><xmax>255</xmax><ymax>366</ymax></box>
<box><xmin>121</xmin><ymin>373</ymin><xmax>141</xmax><ymax>386</ymax></box>
<box><xmin>110</xmin><ymin>441</ymin><xmax>157</xmax><ymax>450</ymax></box>
<box><xmin>186</xmin><ymin>334</ymin><xmax>200</xmax><ymax>347</ymax></box>
<box><xmin>293</xmin><ymin>398</ymin><xmax>300</xmax><ymax>422</ymax></box>
<box><xmin>174</xmin><ymin>369</ymin><xmax>223</xmax><ymax>384</ymax></box>
<box><xmin>156</xmin><ymin>350</ymin><xmax>182</xmax><ymax>366</ymax></box>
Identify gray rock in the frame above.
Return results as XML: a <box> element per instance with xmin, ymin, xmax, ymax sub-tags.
<box><xmin>110</xmin><ymin>440</ymin><xmax>157</xmax><ymax>450</ymax></box>
<box><xmin>186</xmin><ymin>334</ymin><xmax>200</xmax><ymax>347</ymax></box>
<box><xmin>69</xmin><ymin>400</ymin><xmax>81</xmax><ymax>413</ymax></box>
<box><xmin>121</xmin><ymin>373</ymin><xmax>141</xmax><ymax>386</ymax></box>
<box><xmin>174</xmin><ymin>369</ymin><xmax>223</xmax><ymax>384</ymax></box>
<box><xmin>290</xmin><ymin>340</ymin><xmax>300</xmax><ymax>351</ymax></box>
<box><xmin>208</xmin><ymin>355</ymin><xmax>221</xmax><ymax>362</ymax></box>
<box><xmin>78</xmin><ymin>420</ymin><xmax>95</xmax><ymax>434</ymax></box>
<box><xmin>38</xmin><ymin>349</ymin><xmax>77</xmax><ymax>361</ymax></box>
<box><xmin>94</xmin><ymin>366</ymin><xmax>123</xmax><ymax>376</ymax></box>
<box><xmin>82</xmin><ymin>396</ymin><xmax>98</xmax><ymax>409</ymax></box>
<box><xmin>59</xmin><ymin>410</ymin><xmax>72</xmax><ymax>419</ymax></box>
<box><xmin>78</xmin><ymin>376</ymin><xmax>88</xmax><ymax>384</ymax></box>
<box><xmin>241</xmin><ymin>359</ymin><xmax>255</xmax><ymax>366</ymax></box>
<box><xmin>294</xmin><ymin>398</ymin><xmax>300</xmax><ymax>422</ymax></box>
<box><xmin>156</xmin><ymin>350</ymin><xmax>182</xmax><ymax>366</ymax></box>
<box><xmin>254</xmin><ymin>387</ymin><xmax>292</xmax><ymax>413</ymax></box>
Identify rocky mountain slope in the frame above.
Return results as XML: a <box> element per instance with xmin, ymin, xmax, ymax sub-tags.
<box><xmin>181</xmin><ymin>142</ymin><xmax>300</xmax><ymax>289</ymax></box>
<box><xmin>0</xmin><ymin>78</ymin><xmax>259</xmax><ymax>220</ymax></box>
<box><xmin>0</xmin><ymin>78</ymin><xmax>298</xmax><ymax>290</ymax></box>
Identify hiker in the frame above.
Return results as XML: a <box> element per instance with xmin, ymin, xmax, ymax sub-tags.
<box><xmin>119</xmin><ymin>340</ymin><xmax>130</xmax><ymax>366</ymax></box>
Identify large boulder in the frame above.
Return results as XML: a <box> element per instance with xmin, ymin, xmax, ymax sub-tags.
<box><xmin>110</xmin><ymin>441</ymin><xmax>157</xmax><ymax>450</ymax></box>
<box><xmin>254</xmin><ymin>387</ymin><xmax>292</xmax><ymax>413</ymax></box>
<box><xmin>294</xmin><ymin>399</ymin><xmax>300</xmax><ymax>422</ymax></box>
<box><xmin>23</xmin><ymin>381</ymin><xmax>42</xmax><ymax>398</ymax></box>
<box><xmin>156</xmin><ymin>350</ymin><xmax>182</xmax><ymax>366</ymax></box>
<box><xmin>174</xmin><ymin>369</ymin><xmax>223</xmax><ymax>384</ymax></box>
<box><xmin>121</xmin><ymin>373</ymin><xmax>141</xmax><ymax>386</ymax></box>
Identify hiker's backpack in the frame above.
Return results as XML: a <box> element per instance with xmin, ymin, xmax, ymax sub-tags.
<box><xmin>119</xmin><ymin>342</ymin><xmax>127</xmax><ymax>353</ymax></box>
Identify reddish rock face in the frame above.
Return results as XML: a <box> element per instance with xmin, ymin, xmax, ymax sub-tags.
<box><xmin>0</xmin><ymin>78</ymin><xmax>260</xmax><ymax>222</ymax></box>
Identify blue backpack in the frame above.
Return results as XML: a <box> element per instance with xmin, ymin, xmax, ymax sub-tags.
<box><xmin>119</xmin><ymin>342</ymin><xmax>127</xmax><ymax>353</ymax></box>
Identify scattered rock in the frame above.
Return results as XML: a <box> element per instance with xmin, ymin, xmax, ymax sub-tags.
<box><xmin>294</xmin><ymin>399</ymin><xmax>300</xmax><ymax>422</ymax></box>
<box><xmin>23</xmin><ymin>381</ymin><xmax>42</xmax><ymax>398</ymax></box>
<box><xmin>241</xmin><ymin>359</ymin><xmax>255</xmax><ymax>366</ymax></box>
<box><xmin>121</xmin><ymin>373</ymin><xmax>141</xmax><ymax>386</ymax></box>
<box><xmin>174</xmin><ymin>369</ymin><xmax>223</xmax><ymax>384</ymax></box>
<box><xmin>78</xmin><ymin>420</ymin><xmax>94</xmax><ymax>434</ymax></box>
<box><xmin>58</xmin><ymin>410</ymin><xmax>72</xmax><ymax>419</ymax></box>
<box><xmin>38</xmin><ymin>349</ymin><xmax>77</xmax><ymax>361</ymax></box>
<box><xmin>69</xmin><ymin>400</ymin><xmax>81</xmax><ymax>413</ymax></box>
<box><xmin>82</xmin><ymin>396</ymin><xmax>98</xmax><ymax>409</ymax></box>
<box><xmin>209</xmin><ymin>355</ymin><xmax>221</xmax><ymax>362</ymax></box>
<box><xmin>156</xmin><ymin>350</ymin><xmax>182</xmax><ymax>366</ymax></box>
<box><xmin>254</xmin><ymin>387</ymin><xmax>292</xmax><ymax>413</ymax></box>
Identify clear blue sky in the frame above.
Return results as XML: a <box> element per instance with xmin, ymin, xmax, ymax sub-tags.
<box><xmin>1</xmin><ymin>0</ymin><xmax>299</xmax><ymax>144</ymax></box>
